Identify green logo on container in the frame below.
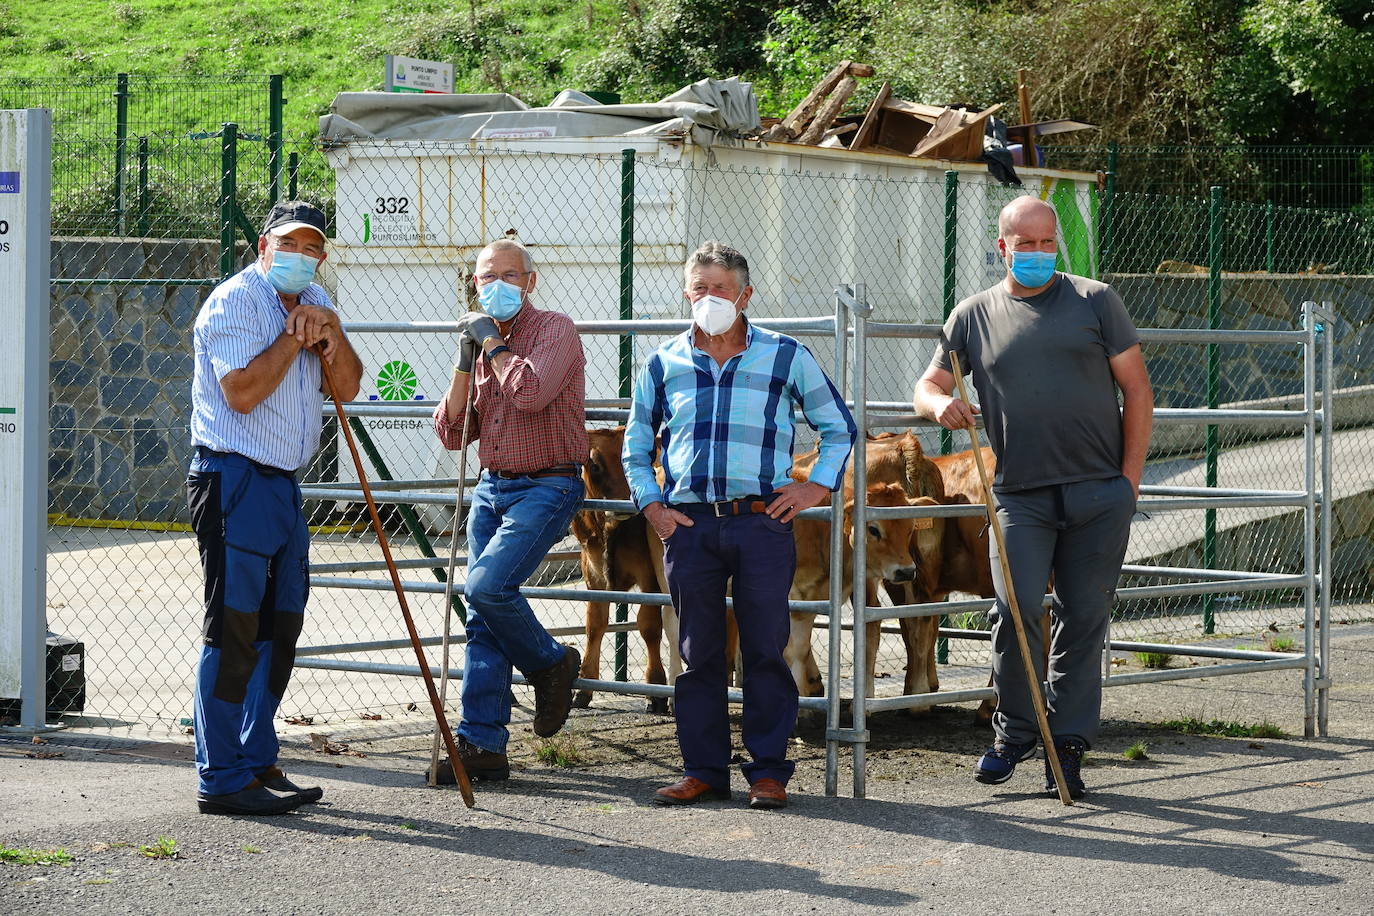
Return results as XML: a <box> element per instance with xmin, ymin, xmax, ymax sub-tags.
<box><xmin>376</xmin><ymin>360</ymin><xmax>417</xmax><ymax>401</ymax></box>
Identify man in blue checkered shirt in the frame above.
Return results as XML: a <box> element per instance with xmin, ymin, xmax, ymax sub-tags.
<box><xmin>623</xmin><ymin>241</ymin><xmax>856</xmax><ymax>811</ymax></box>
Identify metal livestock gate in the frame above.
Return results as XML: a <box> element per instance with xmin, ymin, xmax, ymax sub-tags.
<box><xmin>300</xmin><ymin>295</ymin><xmax>1332</xmax><ymax>797</ymax></box>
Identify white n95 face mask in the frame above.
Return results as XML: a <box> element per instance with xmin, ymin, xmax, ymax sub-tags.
<box><xmin>692</xmin><ymin>294</ymin><xmax>739</xmax><ymax>337</ymax></box>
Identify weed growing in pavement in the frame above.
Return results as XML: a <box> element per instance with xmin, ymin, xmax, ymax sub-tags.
<box><xmin>1133</xmin><ymin>650</ymin><xmax>1174</xmax><ymax>668</ymax></box>
<box><xmin>0</xmin><ymin>844</ymin><xmax>74</xmax><ymax>866</ymax></box>
<box><xmin>241</xmin><ymin>844</ymin><xmax>262</xmax><ymax>854</ymax></box>
<box><xmin>138</xmin><ymin>836</ymin><xmax>179</xmax><ymax>860</ymax></box>
<box><xmin>1160</xmin><ymin>717</ymin><xmax>1287</xmax><ymax>739</ymax></box>
<box><xmin>399</xmin><ymin>823</ymin><xmax>416</xmax><ymax>830</ymax></box>
<box><xmin>533</xmin><ymin>732</ymin><xmax>584</xmax><ymax>768</ymax></box>
<box><xmin>1265</xmin><ymin>634</ymin><xmax>1297</xmax><ymax>652</ymax></box>
<box><xmin>1123</xmin><ymin>741</ymin><xmax>1150</xmax><ymax>760</ymax></box>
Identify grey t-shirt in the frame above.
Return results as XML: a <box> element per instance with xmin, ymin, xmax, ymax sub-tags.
<box><xmin>930</xmin><ymin>273</ymin><xmax>1140</xmax><ymax>491</ymax></box>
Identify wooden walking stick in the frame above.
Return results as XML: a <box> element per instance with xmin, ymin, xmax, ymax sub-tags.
<box><xmin>318</xmin><ymin>347</ymin><xmax>476</xmax><ymax>807</ymax></box>
<box><xmin>429</xmin><ymin>363</ymin><xmax>475</xmax><ymax>786</ymax></box>
<box><xmin>950</xmin><ymin>352</ymin><xmax>1074</xmax><ymax>807</ymax></box>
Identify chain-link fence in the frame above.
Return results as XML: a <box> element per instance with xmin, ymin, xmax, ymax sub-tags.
<box><xmin>1041</xmin><ymin>144</ymin><xmax>1374</xmax><ymax>214</ymax></box>
<box><xmin>34</xmin><ymin>134</ymin><xmax>1367</xmax><ymax>740</ymax></box>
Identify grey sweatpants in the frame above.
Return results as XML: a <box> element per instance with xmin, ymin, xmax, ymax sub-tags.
<box><xmin>988</xmin><ymin>475</ymin><xmax>1137</xmax><ymax>748</ymax></box>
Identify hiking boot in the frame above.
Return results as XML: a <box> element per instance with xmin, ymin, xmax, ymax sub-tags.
<box><xmin>526</xmin><ymin>645</ymin><xmax>580</xmax><ymax>738</ymax></box>
<box><xmin>1044</xmin><ymin>737</ymin><xmax>1087</xmax><ymax>800</ymax></box>
<box><xmin>256</xmin><ymin>765</ymin><xmax>324</xmax><ymax>804</ymax></box>
<box><xmin>429</xmin><ymin>736</ymin><xmax>510</xmax><ymax>783</ymax></box>
<box><xmin>974</xmin><ymin>739</ymin><xmax>1037</xmax><ymax>785</ymax></box>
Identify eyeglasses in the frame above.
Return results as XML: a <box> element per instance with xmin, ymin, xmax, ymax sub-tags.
<box><xmin>476</xmin><ymin>271</ymin><xmax>530</xmax><ymax>285</ymax></box>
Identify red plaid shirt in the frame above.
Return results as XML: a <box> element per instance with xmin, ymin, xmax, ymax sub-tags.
<box><xmin>433</xmin><ymin>303</ymin><xmax>588</xmax><ymax>473</ymax></box>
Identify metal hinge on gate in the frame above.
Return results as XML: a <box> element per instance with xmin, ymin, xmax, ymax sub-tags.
<box><xmin>826</xmin><ymin>727</ymin><xmax>871</xmax><ymax>744</ymax></box>
<box><xmin>1313</xmin><ymin>677</ymin><xmax>1332</xmax><ymax>689</ymax></box>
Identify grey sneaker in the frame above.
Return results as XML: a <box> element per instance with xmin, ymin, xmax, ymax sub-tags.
<box><xmin>974</xmin><ymin>739</ymin><xmax>1037</xmax><ymax>785</ymax></box>
<box><xmin>1044</xmin><ymin>737</ymin><xmax>1087</xmax><ymax>799</ymax></box>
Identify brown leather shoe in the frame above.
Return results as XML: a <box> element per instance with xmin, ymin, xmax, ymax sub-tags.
<box><xmin>428</xmin><ymin>737</ymin><xmax>510</xmax><ymax>783</ymax></box>
<box><xmin>653</xmin><ymin>776</ymin><xmax>731</xmax><ymax>806</ymax></box>
<box><xmin>525</xmin><ymin>645</ymin><xmax>581</xmax><ymax>738</ymax></box>
<box><xmin>748</xmin><ymin>777</ymin><xmax>788</xmax><ymax>810</ymax></box>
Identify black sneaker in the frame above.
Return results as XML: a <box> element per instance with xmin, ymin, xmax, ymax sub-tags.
<box><xmin>1044</xmin><ymin>737</ymin><xmax>1087</xmax><ymax>799</ymax></box>
<box><xmin>974</xmin><ymin>739</ymin><xmax>1037</xmax><ymax>785</ymax></box>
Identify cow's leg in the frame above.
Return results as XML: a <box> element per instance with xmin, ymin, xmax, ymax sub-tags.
<box><xmin>645</xmin><ymin>524</ymin><xmax>678</xmax><ymax>714</ymax></box>
<box><xmin>899</xmin><ymin>615</ymin><xmax>941</xmax><ymax>715</ymax></box>
<box><xmin>575</xmin><ymin>597</ymin><xmax>609</xmax><ymax>709</ymax></box>
<box><xmin>862</xmin><ymin>581</ymin><xmax>882</xmax><ymax>699</ymax></box>
<box><xmin>638</xmin><ymin>602</ymin><xmax>669</xmax><ymax>714</ymax></box>
<box><xmin>725</xmin><ymin>606</ymin><xmax>741</xmax><ymax>688</ymax></box>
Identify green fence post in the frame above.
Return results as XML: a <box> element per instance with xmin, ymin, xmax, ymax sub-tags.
<box><xmin>615</xmin><ymin>148</ymin><xmax>636</xmax><ymax>683</ymax></box>
<box><xmin>114</xmin><ymin>73</ymin><xmax>129</xmax><ymax>236</ymax></box>
<box><xmin>288</xmin><ymin>152</ymin><xmax>299</xmax><ymax>200</ymax></box>
<box><xmin>1203</xmin><ymin>185</ymin><xmax>1223</xmax><ymax>634</ymax></box>
<box><xmin>1102</xmin><ymin>142</ymin><xmax>1118</xmax><ymax>275</ymax></box>
<box><xmin>220</xmin><ymin>122</ymin><xmax>238</xmax><ymax>281</ymax></box>
<box><xmin>938</xmin><ymin>169</ymin><xmax>958</xmax><ymax>664</ymax></box>
<box><xmin>1265</xmin><ymin>200</ymin><xmax>1275</xmax><ymax>273</ymax></box>
<box><xmin>268</xmin><ymin>74</ymin><xmax>284</xmax><ymax>205</ymax></box>
<box><xmin>136</xmin><ymin>136</ymin><xmax>149</xmax><ymax>237</ymax></box>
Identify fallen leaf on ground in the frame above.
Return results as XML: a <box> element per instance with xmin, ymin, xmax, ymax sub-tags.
<box><xmin>1294</xmin><ymin>781</ymin><xmax>1325</xmax><ymax>788</ymax></box>
<box><xmin>24</xmin><ymin>751</ymin><xmax>64</xmax><ymax>759</ymax></box>
<box><xmin>360</xmin><ymin>713</ymin><xmax>382</xmax><ymax>721</ymax></box>
<box><xmin>31</xmin><ymin>736</ymin><xmax>48</xmax><ymax>745</ymax></box>
<box><xmin>285</xmin><ymin>715</ymin><xmax>314</xmax><ymax>726</ymax></box>
<box><xmin>308</xmin><ymin>733</ymin><xmax>365</xmax><ymax>757</ymax></box>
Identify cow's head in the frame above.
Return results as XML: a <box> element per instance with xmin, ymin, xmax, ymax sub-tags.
<box><xmin>847</xmin><ymin>482</ymin><xmax>919</xmax><ymax>584</ymax></box>
<box><xmin>584</xmin><ymin>426</ymin><xmax>631</xmax><ymax>500</ymax></box>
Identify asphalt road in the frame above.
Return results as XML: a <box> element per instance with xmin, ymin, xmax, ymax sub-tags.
<box><xmin>2</xmin><ymin>622</ymin><xmax>1372</xmax><ymax>915</ymax></box>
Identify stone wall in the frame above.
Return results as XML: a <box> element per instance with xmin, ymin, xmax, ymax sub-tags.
<box><xmin>48</xmin><ymin>239</ymin><xmax>244</xmax><ymax>522</ymax></box>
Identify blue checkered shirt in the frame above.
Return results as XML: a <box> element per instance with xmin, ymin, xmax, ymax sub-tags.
<box><xmin>623</xmin><ymin>320</ymin><xmax>857</xmax><ymax>508</ymax></box>
<box><xmin>190</xmin><ymin>262</ymin><xmax>337</xmax><ymax>471</ymax></box>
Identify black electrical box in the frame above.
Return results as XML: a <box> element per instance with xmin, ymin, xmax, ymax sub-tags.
<box><xmin>0</xmin><ymin>634</ymin><xmax>85</xmax><ymax>719</ymax></box>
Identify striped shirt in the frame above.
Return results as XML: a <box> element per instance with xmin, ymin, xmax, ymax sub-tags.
<box><xmin>433</xmin><ymin>303</ymin><xmax>588</xmax><ymax>473</ymax></box>
<box><xmin>190</xmin><ymin>262</ymin><xmax>336</xmax><ymax>472</ymax></box>
<box><xmin>623</xmin><ymin>320</ymin><xmax>857</xmax><ymax>508</ymax></box>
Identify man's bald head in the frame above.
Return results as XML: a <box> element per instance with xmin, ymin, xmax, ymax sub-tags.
<box><xmin>998</xmin><ymin>196</ymin><xmax>1057</xmax><ymax>241</ymax></box>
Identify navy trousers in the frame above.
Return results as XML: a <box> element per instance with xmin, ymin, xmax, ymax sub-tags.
<box><xmin>662</xmin><ymin>507</ymin><xmax>798</xmax><ymax>789</ymax></box>
<box><xmin>186</xmin><ymin>450</ymin><xmax>309</xmax><ymax>796</ymax></box>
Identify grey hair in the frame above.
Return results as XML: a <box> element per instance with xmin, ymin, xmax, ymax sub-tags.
<box><xmin>477</xmin><ymin>238</ymin><xmax>535</xmax><ymax>272</ymax></box>
<box><xmin>684</xmin><ymin>241</ymin><xmax>750</xmax><ymax>290</ymax></box>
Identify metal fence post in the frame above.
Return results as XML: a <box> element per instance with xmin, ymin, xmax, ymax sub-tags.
<box><xmin>938</xmin><ymin>169</ymin><xmax>958</xmax><ymax>663</ymax></box>
<box><xmin>1203</xmin><ymin>186</ymin><xmax>1223</xmax><ymax>633</ymax></box>
<box><xmin>1301</xmin><ymin>301</ymin><xmax>1318</xmax><ymax>737</ymax></box>
<box><xmin>114</xmin><ymin>73</ymin><xmax>129</xmax><ymax>235</ymax></box>
<box><xmin>1102</xmin><ymin>142</ymin><xmax>1118</xmax><ymax>274</ymax></box>
<box><xmin>825</xmin><ymin>291</ymin><xmax>848</xmax><ymax>798</ymax></box>
<box><xmin>614</xmin><ymin>148</ymin><xmax>635</xmax><ymax>682</ymax></box>
<box><xmin>1318</xmin><ymin>301</ymin><xmax>1333</xmax><ymax>737</ymax></box>
<box><xmin>136</xmin><ymin>136</ymin><xmax>149</xmax><ymax>238</ymax></box>
<box><xmin>850</xmin><ymin>282</ymin><xmax>869</xmax><ymax>799</ymax></box>
<box><xmin>219</xmin><ymin>122</ymin><xmax>238</xmax><ymax>282</ymax></box>
<box><xmin>268</xmin><ymin>74</ymin><xmax>285</xmax><ymax>205</ymax></box>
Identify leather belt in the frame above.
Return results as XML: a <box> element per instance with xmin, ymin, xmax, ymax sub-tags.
<box><xmin>491</xmin><ymin>464</ymin><xmax>580</xmax><ymax>480</ymax></box>
<box><xmin>194</xmin><ymin>445</ymin><xmax>294</xmax><ymax>478</ymax></box>
<box><xmin>676</xmin><ymin>496</ymin><xmax>769</xmax><ymax>517</ymax></box>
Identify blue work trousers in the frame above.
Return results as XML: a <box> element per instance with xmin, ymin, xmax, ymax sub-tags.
<box><xmin>459</xmin><ymin>471</ymin><xmax>584</xmax><ymax>753</ymax></box>
<box><xmin>186</xmin><ymin>450</ymin><xmax>309</xmax><ymax>796</ymax></box>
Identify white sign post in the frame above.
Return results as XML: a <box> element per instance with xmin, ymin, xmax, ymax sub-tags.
<box><xmin>384</xmin><ymin>55</ymin><xmax>454</xmax><ymax>94</ymax></box>
<box><xmin>0</xmin><ymin>109</ymin><xmax>52</xmax><ymax>731</ymax></box>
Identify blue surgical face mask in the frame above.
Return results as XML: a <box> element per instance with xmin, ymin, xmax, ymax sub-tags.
<box><xmin>478</xmin><ymin>278</ymin><xmax>525</xmax><ymax>320</ymax></box>
<box><xmin>265</xmin><ymin>250</ymin><xmax>320</xmax><ymax>294</ymax></box>
<box><xmin>1008</xmin><ymin>249</ymin><xmax>1058</xmax><ymax>289</ymax></box>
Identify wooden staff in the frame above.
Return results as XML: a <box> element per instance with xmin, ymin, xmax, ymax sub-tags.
<box><xmin>318</xmin><ymin>347</ymin><xmax>475</xmax><ymax>807</ymax></box>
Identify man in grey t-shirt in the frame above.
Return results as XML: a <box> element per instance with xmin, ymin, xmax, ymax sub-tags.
<box><xmin>914</xmin><ymin>196</ymin><xmax>1153</xmax><ymax>799</ymax></box>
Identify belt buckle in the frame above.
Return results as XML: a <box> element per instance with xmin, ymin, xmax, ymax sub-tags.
<box><xmin>712</xmin><ymin>500</ymin><xmax>729</xmax><ymax>517</ymax></box>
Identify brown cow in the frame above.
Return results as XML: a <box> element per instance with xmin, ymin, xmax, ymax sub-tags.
<box><xmin>786</xmin><ymin>481</ymin><xmax>921</xmax><ymax>703</ymax></box>
<box><xmin>570</xmin><ymin>427</ymin><xmax>669</xmax><ymax>713</ymax></box>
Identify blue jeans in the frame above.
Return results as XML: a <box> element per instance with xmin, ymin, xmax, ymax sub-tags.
<box><xmin>460</xmin><ymin>471</ymin><xmax>584</xmax><ymax>753</ymax></box>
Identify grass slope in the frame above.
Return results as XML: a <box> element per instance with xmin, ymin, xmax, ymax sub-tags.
<box><xmin>5</xmin><ymin>0</ymin><xmax>623</xmax><ymax>138</ymax></box>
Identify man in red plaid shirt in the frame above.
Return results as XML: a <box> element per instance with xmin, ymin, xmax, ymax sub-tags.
<box><xmin>430</xmin><ymin>239</ymin><xmax>588</xmax><ymax>783</ymax></box>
